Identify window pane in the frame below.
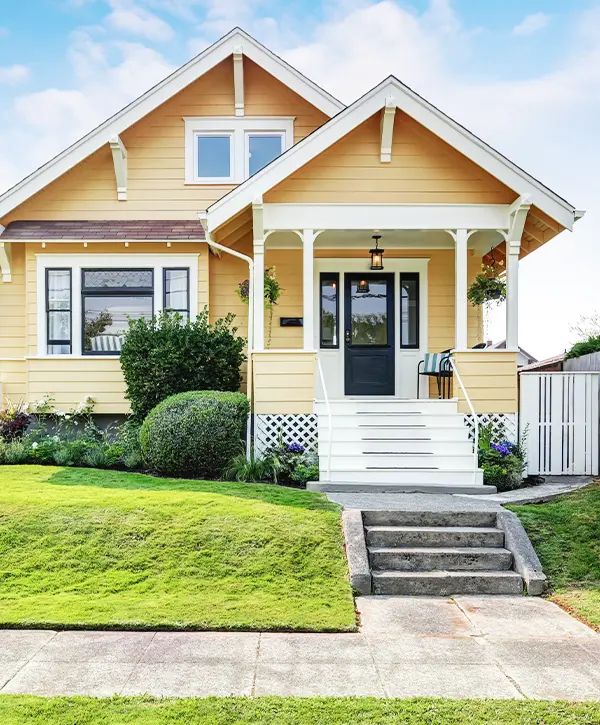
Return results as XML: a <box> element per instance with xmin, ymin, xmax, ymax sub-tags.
<box><xmin>83</xmin><ymin>296</ymin><xmax>153</xmax><ymax>353</ymax></box>
<box><xmin>83</xmin><ymin>269</ymin><xmax>153</xmax><ymax>290</ymax></box>
<box><xmin>248</xmin><ymin>135</ymin><xmax>283</xmax><ymax>176</ymax></box>
<box><xmin>47</xmin><ymin>270</ymin><xmax>70</xmax><ymax>310</ymax></box>
<box><xmin>48</xmin><ymin>344</ymin><xmax>71</xmax><ymax>355</ymax></box>
<box><xmin>48</xmin><ymin>310</ymin><xmax>70</xmax><ymax>342</ymax></box>
<box><xmin>165</xmin><ymin>269</ymin><xmax>189</xmax><ymax>311</ymax></box>
<box><xmin>350</xmin><ymin>278</ymin><xmax>388</xmax><ymax>345</ymax></box>
<box><xmin>320</xmin><ymin>276</ymin><xmax>338</xmax><ymax>347</ymax></box>
<box><xmin>401</xmin><ymin>274</ymin><xmax>419</xmax><ymax>348</ymax></box>
<box><xmin>197</xmin><ymin>135</ymin><xmax>231</xmax><ymax>178</ymax></box>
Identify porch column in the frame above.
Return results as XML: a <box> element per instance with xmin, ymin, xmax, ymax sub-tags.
<box><xmin>505</xmin><ymin>239</ymin><xmax>520</xmax><ymax>350</ymax></box>
<box><xmin>454</xmin><ymin>228</ymin><xmax>468</xmax><ymax>350</ymax></box>
<box><xmin>302</xmin><ymin>229</ymin><xmax>315</xmax><ymax>350</ymax></box>
<box><xmin>252</xmin><ymin>199</ymin><xmax>265</xmax><ymax>351</ymax></box>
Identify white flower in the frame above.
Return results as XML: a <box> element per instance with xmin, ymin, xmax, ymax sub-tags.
<box><xmin>56</xmin><ymin>411</ymin><xmax>65</xmax><ymax>418</ymax></box>
<box><xmin>31</xmin><ymin>442</ymin><xmax>38</xmax><ymax>449</ymax></box>
<box><xmin>74</xmin><ymin>421</ymin><xmax>79</xmax><ymax>426</ymax></box>
<box><xmin>22</xmin><ymin>403</ymin><xmax>29</xmax><ymax>412</ymax></box>
<box><xmin>37</xmin><ymin>399</ymin><xmax>46</xmax><ymax>407</ymax></box>
<box><xmin>64</xmin><ymin>413</ymin><xmax>71</xmax><ymax>420</ymax></box>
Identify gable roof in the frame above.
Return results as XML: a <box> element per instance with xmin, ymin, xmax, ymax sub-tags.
<box><xmin>0</xmin><ymin>28</ymin><xmax>344</xmax><ymax>221</ymax></box>
<box><xmin>208</xmin><ymin>75</ymin><xmax>580</xmax><ymax>233</ymax></box>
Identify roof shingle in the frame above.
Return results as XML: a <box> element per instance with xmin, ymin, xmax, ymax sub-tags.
<box><xmin>0</xmin><ymin>220</ymin><xmax>206</xmax><ymax>241</ymax></box>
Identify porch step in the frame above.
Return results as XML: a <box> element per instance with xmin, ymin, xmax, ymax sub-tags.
<box><xmin>366</xmin><ymin>525</ymin><xmax>505</xmax><ymax>549</ymax></box>
<box><xmin>307</xmin><ymin>481</ymin><xmax>495</xmax><ymax>494</ymax></box>
<box><xmin>319</xmin><ymin>439</ymin><xmax>473</xmax><ymax>455</ymax></box>
<box><xmin>320</xmin><ymin>453</ymin><xmax>477</xmax><ymax>469</ymax></box>
<box><xmin>318</xmin><ymin>425</ymin><xmax>471</xmax><ymax>442</ymax></box>
<box><xmin>320</xmin><ymin>468</ymin><xmax>484</xmax><ymax>485</ymax></box>
<box><xmin>371</xmin><ymin>570</ymin><xmax>524</xmax><ymax>596</ymax></box>
<box><xmin>318</xmin><ymin>413</ymin><xmax>466</xmax><ymax>427</ymax></box>
<box><xmin>368</xmin><ymin>547</ymin><xmax>513</xmax><ymax>571</ymax></box>
<box><xmin>315</xmin><ymin>398</ymin><xmax>459</xmax><ymax>414</ymax></box>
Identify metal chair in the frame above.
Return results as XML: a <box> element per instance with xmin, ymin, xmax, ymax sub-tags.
<box><xmin>417</xmin><ymin>350</ymin><xmax>452</xmax><ymax>399</ymax></box>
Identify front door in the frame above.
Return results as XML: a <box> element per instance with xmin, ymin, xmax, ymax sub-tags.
<box><xmin>344</xmin><ymin>273</ymin><xmax>395</xmax><ymax>395</ymax></box>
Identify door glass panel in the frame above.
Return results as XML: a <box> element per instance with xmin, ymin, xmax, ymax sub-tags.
<box><xmin>400</xmin><ymin>273</ymin><xmax>419</xmax><ymax>348</ymax></box>
<box><xmin>350</xmin><ymin>277</ymin><xmax>388</xmax><ymax>345</ymax></box>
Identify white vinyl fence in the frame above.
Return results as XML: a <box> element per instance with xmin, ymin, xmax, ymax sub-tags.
<box><xmin>520</xmin><ymin>372</ymin><xmax>599</xmax><ymax>475</ymax></box>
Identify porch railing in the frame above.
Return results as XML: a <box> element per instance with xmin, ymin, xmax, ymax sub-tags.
<box><xmin>316</xmin><ymin>356</ymin><xmax>332</xmax><ymax>482</ymax></box>
<box><xmin>449</xmin><ymin>356</ymin><xmax>480</xmax><ymax>481</ymax></box>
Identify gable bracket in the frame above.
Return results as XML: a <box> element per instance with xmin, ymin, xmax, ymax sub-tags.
<box><xmin>380</xmin><ymin>95</ymin><xmax>396</xmax><ymax>163</ymax></box>
<box><xmin>109</xmin><ymin>135</ymin><xmax>128</xmax><ymax>202</ymax></box>
<box><xmin>233</xmin><ymin>45</ymin><xmax>244</xmax><ymax>117</ymax></box>
<box><xmin>0</xmin><ymin>235</ymin><xmax>12</xmax><ymax>283</ymax></box>
<box><xmin>508</xmin><ymin>194</ymin><xmax>532</xmax><ymax>251</ymax></box>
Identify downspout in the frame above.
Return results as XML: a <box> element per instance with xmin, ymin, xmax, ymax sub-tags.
<box><xmin>198</xmin><ymin>212</ymin><xmax>254</xmax><ymax>460</ymax></box>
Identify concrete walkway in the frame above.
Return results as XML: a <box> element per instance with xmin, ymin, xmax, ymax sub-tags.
<box><xmin>1</xmin><ymin>597</ymin><xmax>599</xmax><ymax>700</ymax></box>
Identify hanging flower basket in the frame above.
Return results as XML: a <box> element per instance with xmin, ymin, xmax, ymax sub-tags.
<box><xmin>236</xmin><ymin>267</ymin><xmax>283</xmax><ymax>348</ymax></box>
<box><xmin>467</xmin><ymin>261</ymin><xmax>506</xmax><ymax>306</ymax></box>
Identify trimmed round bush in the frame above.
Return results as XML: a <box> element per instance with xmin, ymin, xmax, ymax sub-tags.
<box><xmin>140</xmin><ymin>391</ymin><xmax>249</xmax><ymax>478</ymax></box>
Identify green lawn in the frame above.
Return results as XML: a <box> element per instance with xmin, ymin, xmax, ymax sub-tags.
<box><xmin>510</xmin><ymin>481</ymin><xmax>600</xmax><ymax>630</ymax></box>
<box><xmin>1</xmin><ymin>697</ymin><xmax>599</xmax><ymax>724</ymax></box>
<box><xmin>0</xmin><ymin>465</ymin><xmax>355</xmax><ymax>631</ymax></box>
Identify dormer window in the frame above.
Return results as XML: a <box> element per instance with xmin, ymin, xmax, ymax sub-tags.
<box><xmin>184</xmin><ymin>117</ymin><xmax>294</xmax><ymax>184</ymax></box>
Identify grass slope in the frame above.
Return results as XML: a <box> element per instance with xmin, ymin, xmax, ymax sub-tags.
<box><xmin>0</xmin><ymin>466</ymin><xmax>355</xmax><ymax>631</ymax></box>
<box><xmin>1</xmin><ymin>697</ymin><xmax>600</xmax><ymax>724</ymax></box>
<box><xmin>511</xmin><ymin>481</ymin><xmax>600</xmax><ymax>629</ymax></box>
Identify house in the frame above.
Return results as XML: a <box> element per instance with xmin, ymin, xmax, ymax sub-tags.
<box><xmin>487</xmin><ymin>340</ymin><xmax>537</xmax><ymax>368</ymax></box>
<box><xmin>0</xmin><ymin>28</ymin><xmax>583</xmax><ymax>492</ymax></box>
<box><xmin>519</xmin><ymin>354</ymin><xmax>564</xmax><ymax>373</ymax></box>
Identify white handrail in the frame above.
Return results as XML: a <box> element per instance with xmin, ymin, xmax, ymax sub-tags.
<box><xmin>316</xmin><ymin>356</ymin><xmax>332</xmax><ymax>483</ymax></box>
<box><xmin>449</xmin><ymin>356</ymin><xmax>479</xmax><ymax>480</ymax></box>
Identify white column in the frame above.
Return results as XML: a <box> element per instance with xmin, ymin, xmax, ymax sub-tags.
<box><xmin>505</xmin><ymin>239</ymin><xmax>520</xmax><ymax>350</ymax></box>
<box><xmin>302</xmin><ymin>229</ymin><xmax>315</xmax><ymax>350</ymax></box>
<box><xmin>253</xmin><ymin>239</ymin><xmax>265</xmax><ymax>350</ymax></box>
<box><xmin>454</xmin><ymin>228</ymin><xmax>468</xmax><ymax>350</ymax></box>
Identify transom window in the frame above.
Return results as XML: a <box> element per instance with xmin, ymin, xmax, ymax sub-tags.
<box><xmin>39</xmin><ymin>256</ymin><xmax>197</xmax><ymax>356</ymax></box>
<box><xmin>185</xmin><ymin>117</ymin><xmax>294</xmax><ymax>184</ymax></box>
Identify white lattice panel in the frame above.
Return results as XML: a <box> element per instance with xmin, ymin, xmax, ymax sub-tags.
<box><xmin>254</xmin><ymin>414</ymin><xmax>318</xmax><ymax>455</ymax></box>
<box><xmin>464</xmin><ymin>413</ymin><xmax>518</xmax><ymax>443</ymax></box>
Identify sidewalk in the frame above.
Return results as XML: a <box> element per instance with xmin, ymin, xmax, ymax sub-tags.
<box><xmin>1</xmin><ymin>596</ymin><xmax>598</xmax><ymax>700</ymax></box>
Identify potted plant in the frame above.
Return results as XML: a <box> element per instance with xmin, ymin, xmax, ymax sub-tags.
<box><xmin>237</xmin><ymin>267</ymin><xmax>283</xmax><ymax>348</ymax></box>
<box><xmin>467</xmin><ymin>260</ymin><xmax>506</xmax><ymax>306</ymax></box>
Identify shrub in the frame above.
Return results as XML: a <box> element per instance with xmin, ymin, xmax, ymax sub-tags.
<box><xmin>120</xmin><ymin>310</ymin><xmax>246</xmax><ymax>420</ymax></box>
<box><xmin>0</xmin><ymin>400</ymin><xmax>33</xmax><ymax>442</ymax></box>
<box><xmin>140</xmin><ymin>391</ymin><xmax>249</xmax><ymax>478</ymax></box>
<box><xmin>565</xmin><ymin>335</ymin><xmax>600</xmax><ymax>360</ymax></box>
<box><xmin>224</xmin><ymin>441</ymin><xmax>319</xmax><ymax>487</ymax></box>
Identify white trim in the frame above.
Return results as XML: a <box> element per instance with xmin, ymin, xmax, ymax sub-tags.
<box><xmin>208</xmin><ymin>77</ymin><xmax>577</xmax><ymax>233</ymax></box>
<box><xmin>302</xmin><ymin>229</ymin><xmax>315</xmax><ymax>350</ymax></box>
<box><xmin>184</xmin><ymin>117</ymin><xmax>294</xmax><ymax>184</ymax></box>
<box><xmin>454</xmin><ymin>229</ymin><xmax>468</xmax><ymax>350</ymax></box>
<box><xmin>233</xmin><ymin>45</ymin><xmax>244</xmax><ymax>117</ymax></box>
<box><xmin>0</xmin><ymin>29</ymin><xmax>343</xmax><ymax>220</ymax></box>
<box><xmin>0</xmin><ymin>240</ymin><xmax>11</xmax><ymax>283</ymax></box>
<box><xmin>380</xmin><ymin>95</ymin><xmax>396</xmax><ymax>163</ymax></box>
<box><xmin>252</xmin><ymin>199</ymin><xmax>265</xmax><ymax>351</ymax></box>
<box><xmin>262</xmin><ymin>203</ymin><xmax>511</xmax><ymax>232</ymax></box>
<box><xmin>36</xmin><ymin>253</ymin><xmax>199</xmax><ymax>357</ymax></box>
<box><xmin>109</xmin><ymin>135</ymin><xmax>128</xmax><ymax>201</ymax></box>
<box><xmin>245</xmin><ymin>131</ymin><xmax>286</xmax><ymax>181</ymax></box>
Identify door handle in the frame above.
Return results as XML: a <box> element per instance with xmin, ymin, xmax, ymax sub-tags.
<box><xmin>345</xmin><ymin>329</ymin><xmax>351</xmax><ymax>345</ymax></box>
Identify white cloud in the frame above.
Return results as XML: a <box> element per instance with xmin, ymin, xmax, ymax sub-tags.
<box><xmin>106</xmin><ymin>1</ymin><xmax>175</xmax><ymax>41</ymax></box>
<box><xmin>0</xmin><ymin>65</ymin><xmax>30</xmax><ymax>85</ymax></box>
<box><xmin>512</xmin><ymin>12</ymin><xmax>551</xmax><ymax>37</ymax></box>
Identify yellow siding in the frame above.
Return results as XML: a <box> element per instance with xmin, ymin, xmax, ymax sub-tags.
<box><xmin>0</xmin><ymin>359</ymin><xmax>27</xmax><ymax>402</ymax></box>
<box><xmin>253</xmin><ymin>351</ymin><xmax>316</xmax><ymax>414</ymax></box>
<box><xmin>2</xmin><ymin>59</ymin><xmax>328</xmax><ymax>225</ymax></box>
<box><xmin>453</xmin><ymin>351</ymin><xmax>518</xmax><ymax>414</ymax></box>
<box><xmin>265</xmin><ymin>111</ymin><xmax>518</xmax><ymax>205</ymax></box>
<box><xmin>0</xmin><ymin>243</ymin><xmax>26</xmax><ymax>358</ymax></box>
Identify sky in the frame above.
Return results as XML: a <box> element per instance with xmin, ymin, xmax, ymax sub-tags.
<box><xmin>0</xmin><ymin>0</ymin><xmax>598</xmax><ymax>360</ymax></box>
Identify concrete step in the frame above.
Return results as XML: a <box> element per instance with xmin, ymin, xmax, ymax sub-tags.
<box><xmin>372</xmin><ymin>570</ymin><xmax>524</xmax><ymax>596</ymax></box>
<box><xmin>317</xmin><ymin>425</ymin><xmax>471</xmax><ymax>441</ymax></box>
<box><xmin>366</xmin><ymin>525</ymin><xmax>505</xmax><ymax>548</ymax></box>
<box><xmin>362</xmin><ymin>510</ymin><xmax>497</xmax><ymax>528</ymax></box>
<box><xmin>320</xmin><ymin>453</ymin><xmax>477</xmax><ymax>470</ymax></box>
<box><xmin>315</xmin><ymin>399</ymin><xmax>459</xmax><ymax>414</ymax></box>
<box><xmin>319</xmin><ymin>439</ymin><xmax>474</xmax><ymax>456</ymax></box>
<box><xmin>322</xmin><ymin>468</ymin><xmax>484</xmax><ymax>485</ymax></box>
<box><xmin>368</xmin><ymin>546</ymin><xmax>513</xmax><ymax>572</ymax></box>
<box><xmin>318</xmin><ymin>413</ymin><xmax>466</xmax><ymax>427</ymax></box>
<box><xmin>307</xmin><ymin>481</ymin><xmax>495</xmax><ymax>494</ymax></box>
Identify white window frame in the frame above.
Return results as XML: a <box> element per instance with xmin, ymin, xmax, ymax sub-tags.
<box><xmin>245</xmin><ymin>131</ymin><xmax>286</xmax><ymax>181</ymax></box>
<box><xmin>193</xmin><ymin>131</ymin><xmax>235</xmax><ymax>184</ymax></box>
<box><xmin>36</xmin><ymin>254</ymin><xmax>200</xmax><ymax>357</ymax></box>
<box><xmin>184</xmin><ymin>117</ymin><xmax>295</xmax><ymax>184</ymax></box>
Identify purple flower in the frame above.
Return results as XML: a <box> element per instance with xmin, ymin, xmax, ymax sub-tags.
<box><xmin>287</xmin><ymin>442</ymin><xmax>304</xmax><ymax>454</ymax></box>
<box><xmin>491</xmin><ymin>442</ymin><xmax>513</xmax><ymax>456</ymax></box>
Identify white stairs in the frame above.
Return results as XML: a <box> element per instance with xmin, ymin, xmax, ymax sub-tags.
<box><xmin>307</xmin><ymin>398</ymin><xmax>490</xmax><ymax>494</ymax></box>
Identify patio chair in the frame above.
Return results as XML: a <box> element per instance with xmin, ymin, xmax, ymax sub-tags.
<box><xmin>90</xmin><ymin>334</ymin><xmax>124</xmax><ymax>353</ymax></box>
<box><xmin>417</xmin><ymin>350</ymin><xmax>452</xmax><ymax>399</ymax></box>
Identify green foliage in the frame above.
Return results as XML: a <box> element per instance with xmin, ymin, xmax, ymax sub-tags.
<box><xmin>225</xmin><ymin>453</ymin><xmax>281</xmax><ymax>483</ymax></box>
<box><xmin>140</xmin><ymin>390</ymin><xmax>249</xmax><ymax>479</ymax></box>
<box><xmin>478</xmin><ymin>423</ymin><xmax>526</xmax><ymax>492</ymax></box>
<box><xmin>83</xmin><ymin>309</ymin><xmax>113</xmax><ymax>350</ymax></box>
<box><xmin>0</xmin><ymin>399</ymin><xmax>33</xmax><ymax>441</ymax></box>
<box><xmin>224</xmin><ymin>439</ymin><xmax>319</xmax><ymax>487</ymax></box>
<box><xmin>0</xmin><ymin>465</ymin><xmax>354</xmax><ymax>631</ymax></box>
<box><xmin>2</xmin><ymin>440</ymin><xmax>29</xmax><ymax>464</ymax></box>
<box><xmin>564</xmin><ymin>334</ymin><xmax>600</xmax><ymax>360</ymax></box>
<box><xmin>120</xmin><ymin>309</ymin><xmax>246</xmax><ymax>420</ymax></box>
<box><xmin>236</xmin><ymin>267</ymin><xmax>283</xmax><ymax>348</ymax></box>
<box><xmin>467</xmin><ymin>260</ymin><xmax>506</xmax><ymax>306</ymax></box>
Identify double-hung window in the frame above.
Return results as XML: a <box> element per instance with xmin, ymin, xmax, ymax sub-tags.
<box><xmin>164</xmin><ymin>268</ymin><xmax>190</xmax><ymax>320</ymax></box>
<box><xmin>46</xmin><ymin>269</ymin><xmax>72</xmax><ymax>354</ymax></box>
<box><xmin>81</xmin><ymin>269</ymin><xmax>154</xmax><ymax>354</ymax></box>
<box><xmin>185</xmin><ymin>117</ymin><xmax>293</xmax><ymax>184</ymax></box>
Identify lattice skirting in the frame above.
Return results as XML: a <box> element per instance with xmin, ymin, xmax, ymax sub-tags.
<box><xmin>464</xmin><ymin>413</ymin><xmax>518</xmax><ymax>443</ymax></box>
<box><xmin>254</xmin><ymin>414</ymin><xmax>318</xmax><ymax>455</ymax></box>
